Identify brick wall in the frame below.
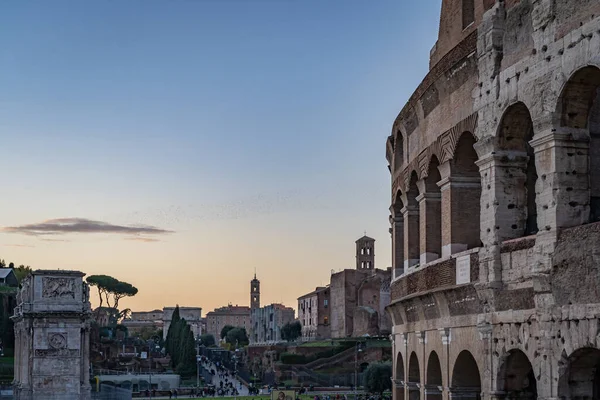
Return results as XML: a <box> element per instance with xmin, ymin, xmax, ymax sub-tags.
<box><xmin>430</xmin><ymin>0</ymin><xmax>490</xmax><ymax>67</ymax></box>
<box><xmin>390</xmin><ymin>252</ymin><xmax>479</xmax><ymax>302</ymax></box>
<box><xmin>393</xmin><ymin>31</ymin><xmax>477</xmax><ymax>137</ymax></box>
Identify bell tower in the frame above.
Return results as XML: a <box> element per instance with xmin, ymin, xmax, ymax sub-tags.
<box><xmin>250</xmin><ymin>273</ymin><xmax>260</xmax><ymax>310</ymax></box>
<box><xmin>356</xmin><ymin>234</ymin><xmax>375</xmax><ymax>270</ymax></box>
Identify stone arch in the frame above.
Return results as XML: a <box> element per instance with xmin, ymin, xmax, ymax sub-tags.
<box><xmin>497</xmin><ymin>102</ymin><xmax>538</xmax><ymax>237</ymax></box>
<box><xmin>497</xmin><ymin>349</ymin><xmax>537</xmax><ymax>399</ymax></box>
<box><xmin>426</xmin><ymin>351</ymin><xmax>442</xmax><ymax>400</ymax></box>
<box><xmin>395</xmin><ymin>352</ymin><xmax>405</xmax><ymax>400</ymax></box>
<box><xmin>451</xmin><ymin>350</ymin><xmax>481</xmax><ymax>400</ymax></box>
<box><xmin>558</xmin><ymin>347</ymin><xmax>600</xmax><ymax>399</ymax></box>
<box><xmin>557</xmin><ymin>65</ymin><xmax>600</xmax><ymax>222</ymax></box>
<box><xmin>408</xmin><ymin>351</ymin><xmax>421</xmax><ymax>400</ymax></box>
<box><xmin>420</xmin><ymin>156</ymin><xmax>442</xmax><ymax>263</ymax></box>
<box><xmin>405</xmin><ymin>172</ymin><xmax>421</xmax><ymax>269</ymax></box>
<box><xmin>392</xmin><ymin>190</ymin><xmax>405</xmax><ymax>278</ymax></box>
<box><xmin>446</xmin><ymin>132</ymin><xmax>482</xmax><ymax>253</ymax></box>
<box><xmin>395</xmin><ymin>130</ymin><xmax>405</xmax><ymax>171</ymax></box>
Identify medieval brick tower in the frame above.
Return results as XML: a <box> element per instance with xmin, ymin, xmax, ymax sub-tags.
<box><xmin>250</xmin><ymin>273</ymin><xmax>260</xmax><ymax>310</ymax></box>
<box><xmin>356</xmin><ymin>235</ymin><xmax>375</xmax><ymax>270</ymax></box>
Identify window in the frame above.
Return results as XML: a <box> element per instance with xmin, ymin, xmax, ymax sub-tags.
<box><xmin>462</xmin><ymin>0</ymin><xmax>475</xmax><ymax>29</ymax></box>
<box><xmin>324</xmin><ymin>299</ymin><xmax>328</xmax><ymax>307</ymax></box>
<box><xmin>324</xmin><ymin>316</ymin><xmax>329</xmax><ymax>325</ymax></box>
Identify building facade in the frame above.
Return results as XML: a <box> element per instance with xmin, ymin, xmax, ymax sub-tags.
<box><xmin>297</xmin><ymin>286</ymin><xmax>330</xmax><ymax>341</ymax></box>
<box><xmin>329</xmin><ymin>236</ymin><xmax>392</xmax><ymax>338</ymax></box>
<box><xmin>205</xmin><ymin>305</ymin><xmax>251</xmax><ymax>341</ymax></box>
<box><xmin>121</xmin><ymin>309</ymin><xmax>164</xmax><ymax>334</ymax></box>
<box><xmin>250</xmin><ymin>303</ymin><xmax>295</xmax><ymax>344</ymax></box>
<box><xmin>387</xmin><ymin>1</ymin><xmax>600</xmax><ymax>399</ymax></box>
<box><xmin>162</xmin><ymin>307</ymin><xmax>202</xmax><ymax>339</ymax></box>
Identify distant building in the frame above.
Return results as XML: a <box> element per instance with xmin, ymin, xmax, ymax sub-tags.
<box><xmin>121</xmin><ymin>309</ymin><xmax>164</xmax><ymax>334</ymax></box>
<box><xmin>120</xmin><ymin>307</ymin><xmax>202</xmax><ymax>339</ymax></box>
<box><xmin>297</xmin><ymin>286</ymin><xmax>330</xmax><ymax>341</ymax></box>
<box><xmin>328</xmin><ymin>236</ymin><xmax>392</xmax><ymax>338</ymax></box>
<box><xmin>163</xmin><ymin>307</ymin><xmax>202</xmax><ymax>339</ymax></box>
<box><xmin>0</xmin><ymin>269</ymin><xmax>18</xmax><ymax>287</ymax></box>
<box><xmin>205</xmin><ymin>305</ymin><xmax>251</xmax><ymax>341</ymax></box>
<box><xmin>250</xmin><ymin>273</ymin><xmax>260</xmax><ymax>310</ymax></box>
<box><xmin>250</xmin><ymin>303</ymin><xmax>295</xmax><ymax>344</ymax></box>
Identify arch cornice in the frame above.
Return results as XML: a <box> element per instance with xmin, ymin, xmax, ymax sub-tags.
<box><xmin>392</xmin><ymin>113</ymin><xmax>479</xmax><ymax>197</ymax></box>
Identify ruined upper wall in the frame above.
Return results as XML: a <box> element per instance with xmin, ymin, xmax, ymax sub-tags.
<box><xmin>430</xmin><ymin>0</ymin><xmax>495</xmax><ymax>68</ymax></box>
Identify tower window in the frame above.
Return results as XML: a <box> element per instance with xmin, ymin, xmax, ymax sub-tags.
<box><xmin>462</xmin><ymin>0</ymin><xmax>475</xmax><ymax>29</ymax></box>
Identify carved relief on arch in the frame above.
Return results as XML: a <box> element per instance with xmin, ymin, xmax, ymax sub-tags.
<box><xmin>440</xmin><ymin>113</ymin><xmax>479</xmax><ymax>162</ymax></box>
<box><xmin>417</xmin><ymin>152</ymin><xmax>431</xmax><ymax>180</ymax></box>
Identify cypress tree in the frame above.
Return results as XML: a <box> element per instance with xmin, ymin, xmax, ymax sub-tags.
<box><xmin>165</xmin><ymin>305</ymin><xmax>180</xmax><ymax>357</ymax></box>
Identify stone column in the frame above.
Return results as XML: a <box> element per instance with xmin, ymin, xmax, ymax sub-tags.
<box><xmin>439</xmin><ymin>328</ymin><xmax>450</xmax><ymax>400</ymax></box>
<box><xmin>390</xmin><ymin>211</ymin><xmax>405</xmax><ymax>279</ymax></box>
<box><xmin>403</xmin><ymin>205</ymin><xmax>420</xmax><ymax>270</ymax></box>
<box><xmin>438</xmin><ymin>161</ymin><xmax>482</xmax><ymax>258</ymax></box>
<box><xmin>417</xmin><ymin>179</ymin><xmax>442</xmax><ymax>265</ymax></box>
<box><xmin>531</xmin><ymin>126</ymin><xmax>590</xmax><ymax>231</ymax></box>
<box><xmin>531</xmin><ymin>126</ymin><xmax>589</xmax><ymax>308</ymax></box>
<box><xmin>475</xmin><ymin>144</ymin><xmax>529</xmax><ymax>284</ymax></box>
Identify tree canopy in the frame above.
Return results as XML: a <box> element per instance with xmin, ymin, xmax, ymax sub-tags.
<box><xmin>225</xmin><ymin>327</ymin><xmax>249</xmax><ymax>348</ymax></box>
<box><xmin>200</xmin><ymin>333</ymin><xmax>216</xmax><ymax>347</ymax></box>
<box><xmin>364</xmin><ymin>362</ymin><xmax>392</xmax><ymax>395</ymax></box>
<box><xmin>86</xmin><ymin>275</ymin><xmax>138</xmax><ymax>310</ymax></box>
<box><xmin>164</xmin><ymin>308</ymin><xmax>198</xmax><ymax>377</ymax></box>
<box><xmin>86</xmin><ymin>275</ymin><xmax>138</xmax><ymax>325</ymax></box>
<box><xmin>281</xmin><ymin>321</ymin><xmax>302</xmax><ymax>342</ymax></box>
<box><xmin>220</xmin><ymin>325</ymin><xmax>235</xmax><ymax>340</ymax></box>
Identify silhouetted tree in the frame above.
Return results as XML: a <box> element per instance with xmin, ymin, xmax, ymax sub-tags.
<box><xmin>364</xmin><ymin>362</ymin><xmax>392</xmax><ymax>395</ymax></box>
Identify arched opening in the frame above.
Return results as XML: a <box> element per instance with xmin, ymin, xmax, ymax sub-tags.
<box><xmin>451</xmin><ymin>350</ymin><xmax>481</xmax><ymax>400</ymax></box>
<box><xmin>558</xmin><ymin>66</ymin><xmax>600</xmax><ymax>223</ymax></box>
<box><xmin>497</xmin><ymin>102</ymin><xmax>538</xmax><ymax>237</ymax></box>
<box><xmin>392</xmin><ymin>191</ymin><xmax>405</xmax><ymax>279</ymax></box>
<box><xmin>395</xmin><ymin>131</ymin><xmax>405</xmax><ymax>171</ymax></box>
<box><xmin>405</xmin><ymin>172</ymin><xmax>421</xmax><ymax>269</ymax></box>
<box><xmin>498</xmin><ymin>349</ymin><xmax>537</xmax><ymax>399</ymax></box>
<box><xmin>447</xmin><ymin>133</ymin><xmax>481</xmax><ymax>253</ymax></box>
<box><xmin>421</xmin><ymin>157</ymin><xmax>442</xmax><ymax>263</ymax></box>
<box><xmin>395</xmin><ymin>352</ymin><xmax>405</xmax><ymax>400</ymax></box>
<box><xmin>426</xmin><ymin>352</ymin><xmax>442</xmax><ymax>400</ymax></box>
<box><xmin>558</xmin><ymin>348</ymin><xmax>600</xmax><ymax>399</ymax></box>
<box><xmin>408</xmin><ymin>352</ymin><xmax>421</xmax><ymax>400</ymax></box>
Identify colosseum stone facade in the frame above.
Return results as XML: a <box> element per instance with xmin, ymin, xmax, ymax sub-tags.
<box><xmin>386</xmin><ymin>1</ymin><xmax>600</xmax><ymax>399</ymax></box>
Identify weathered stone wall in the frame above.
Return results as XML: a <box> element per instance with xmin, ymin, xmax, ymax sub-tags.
<box><xmin>387</xmin><ymin>1</ymin><xmax>600</xmax><ymax>399</ymax></box>
<box><xmin>13</xmin><ymin>270</ymin><xmax>91</xmax><ymax>400</ymax></box>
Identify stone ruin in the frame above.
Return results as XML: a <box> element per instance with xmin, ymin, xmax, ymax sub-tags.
<box><xmin>12</xmin><ymin>270</ymin><xmax>92</xmax><ymax>400</ymax></box>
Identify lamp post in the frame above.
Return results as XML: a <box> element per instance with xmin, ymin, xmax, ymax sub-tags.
<box><xmin>354</xmin><ymin>342</ymin><xmax>363</xmax><ymax>400</ymax></box>
<box><xmin>196</xmin><ymin>336</ymin><xmax>203</xmax><ymax>391</ymax></box>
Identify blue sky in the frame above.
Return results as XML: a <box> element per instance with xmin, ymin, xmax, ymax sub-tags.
<box><xmin>0</xmin><ymin>0</ymin><xmax>441</xmax><ymax>312</ymax></box>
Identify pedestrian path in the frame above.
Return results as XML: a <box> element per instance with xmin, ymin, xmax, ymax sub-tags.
<box><xmin>203</xmin><ymin>360</ymin><xmax>249</xmax><ymax>396</ymax></box>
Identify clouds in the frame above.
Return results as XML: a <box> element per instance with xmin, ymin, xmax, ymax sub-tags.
<box><xmin>1</xmin><ymin>218</ymin><xmax>173</xmax><ymax>242</ymax></box>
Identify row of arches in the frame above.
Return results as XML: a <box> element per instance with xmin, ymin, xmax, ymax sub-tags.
<box><xmin>395</xmin><ymin>350</ymin><xmax>481</xmax><ymax>400</ymax></box>
<box><xmin>391</xmin><ymin>65</ymin><xmax>600</xmax><ymax>275</ymax></box>
<box><xmin>394</xmin><ymin>346</ymin><xmax>600</xmax><ymax>399</ymax></box>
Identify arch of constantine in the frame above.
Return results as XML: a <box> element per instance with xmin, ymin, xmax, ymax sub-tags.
<box><xmin>386</xmin><ymin>1</ymin><xmax>600</xmax><ymax>399</ymax></box>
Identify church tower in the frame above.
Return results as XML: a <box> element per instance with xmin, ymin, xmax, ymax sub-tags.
<box><xmin>356</xmin><ymin>235</ymin><xmax>375</xmax><ymax>270</ymax></box>
<box><xmin>250</xmin><ymin>273</ymin><xmax>260</xmax><ymax>310</ymax></box>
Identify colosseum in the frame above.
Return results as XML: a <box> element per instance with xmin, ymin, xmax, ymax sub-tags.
<box><xmin>386</xmin><ymin>0</ymin><xmax>600</xmax><ymax>399</ymax></box>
